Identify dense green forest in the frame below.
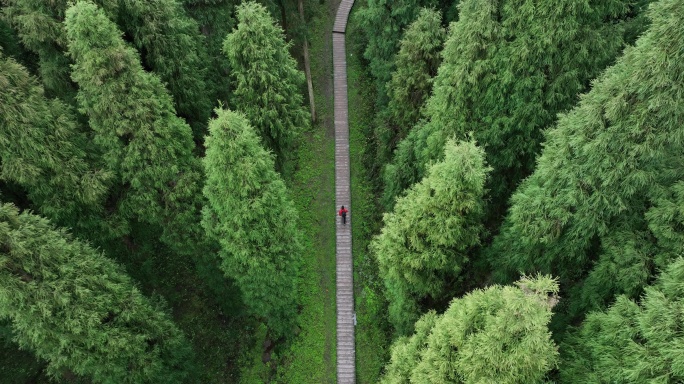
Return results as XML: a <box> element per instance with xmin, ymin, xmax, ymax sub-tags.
<box><xmin>1</xmin><ymin>0</ymin><xmax>683</xmax><ymax>382</ymax></box>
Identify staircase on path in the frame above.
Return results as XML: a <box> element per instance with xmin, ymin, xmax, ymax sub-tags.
<box><xmin>333</xmin><ymin>1</ymin><xmax>355</xmax><ymax>383</ymax></box>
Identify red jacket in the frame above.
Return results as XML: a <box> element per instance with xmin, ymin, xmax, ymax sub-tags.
<box><xmin>338</xmin><ymin>208</ymin><xmax>348</xmax><ymax>216</ymax></box>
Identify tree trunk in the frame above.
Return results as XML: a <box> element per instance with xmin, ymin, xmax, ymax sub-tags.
<box><xmin>299</xmin><ymin>0</ymin><xmax>316</xmax><ymax>122</ymax></box>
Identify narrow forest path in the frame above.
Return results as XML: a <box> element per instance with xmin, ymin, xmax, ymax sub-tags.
<box><xmin>333</xmin><ymin>1</ymin><xmax>356</xmax><ymax>383</ymax></box>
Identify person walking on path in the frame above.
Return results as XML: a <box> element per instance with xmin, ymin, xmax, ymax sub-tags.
<box><xmin>338</xmin><ymin>206</ymin><xmax>348</xmax><ymax>225</ymax></box>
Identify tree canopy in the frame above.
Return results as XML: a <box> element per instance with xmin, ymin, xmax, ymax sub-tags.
<box><xmin>202</xmin><ymin>108</ymin><xmax>303</xmax><ymax>339</ymax></box>
<box><xmin>488</xmin><ymin>0</ymin><xmax>684</xmax><ymax>325</ymax></box>
<box><xmin>358</xmin><ymin>0</ymin><xmax>442</xmax><ymax>107</ymax></box>
<box><xmin>381</xmin><ymin>275</ymin><xmax>559</xmax><ymax>383</ymax></box>
<box><xmin>223</xmin><ymin>1</ymin><xmax>310</xmax><ymax>167</ymax></box>
<box><xmin>372</xmin><ymin>139</ymin><xmax>489</xmax><ymax>334</ymax></box>
<box><xmin>383</xmin><ymin>0</ymin><xmax>645</xmax><ymax>214</ymax></box>
<box><xmin>1</xmin><ymin>0</ymin><xmax>683</xmax><ymax>380</ymax></box>
<box><xmin>65</xmin><ymin>0</ymin><xmax>204</xmax><ymax>252</ymax></box>
<box><xmin>376</xmin><ymin>7</ymin><xmax>445</xmax><ymax>183</ymax></box>
<box><xmin>3</xmin><ymin>0</ymin><xmax>210</xmax><ymax>137</ymax></box>
<box><xmin>561</xmin><ymin>258</ymin><xmax>684</xmax><ymax>383</ymax></box>
<box><xmin>0</xmin><ymin>203</ymin><xmax>193</xmax><ymax>383</ymax></box>
<box><xmin>0</xmin><ymin>52</ymin><xmax>109</xmax><ymax>223</ymax></box>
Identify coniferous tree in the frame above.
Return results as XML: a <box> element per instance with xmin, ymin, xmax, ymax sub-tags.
<box><xmin>0</xmin><ymin>19</ymin><xmax>34</xmax><ymax>66</ymax></box>
<box><xmin>3</xmin><ymin>0</ymin><xmax>210</xmax><ymax>137</ymax></box>
<box><xmin>65</xmin><ymin>0</ymin><xmax>203</xmax><ymax>252</ymax></box>
<box><xmin>117</xmin><ymin>0</ymin><xmax>211</xmax><ymax>139</ymax></box>
<box><xmin>382</xmin><ymin>0</ymin><xmax>500</xmax><ymax>209</ymax></box>
<box><xmin>383</xmin><ymin>0</ymin><xmax>647</xmax><ymax>212</ymax></box>
<box><xmin>223</xmin><ymin>1</ymin><xmax>309</xmax><ymax>166</ymax></box>
<box><xmin>182</xmin><ymin>0</ymin><xmax>236</xmax><ymax>107</ymax></box>
<box><xmin>0</xmin><ymin>203</ymin><xmax>193</xmax><ymax>383</ymax></box>
<box><xmin>561</xmin><ymin>258</ymin><xmax>684</xmax><ymax>383</ymax></box>
<box><xmin>489</xmin><ymin>0</ymin><xmax>684</xmax><ymax>324</ymax></box>
<box><xmin>381</xmin><ymin>275</ymin><xmax>559</xmax><ymax>383</ymax></box>
<box><xmin>386</xmin><ymin>7</ymin><xmax>444</xmax><ymax>143</ymax></box>
<box><xmin>0</xmin><ymin>52</ymin><xmax>109</xmax><ymax>223</ymax></box>
<box><xmin>380</xmin><ymin>311</ymin><xmax>438</xmax><ymax>384</ymax></box>
<box><xmin>202</xmin><ymin>108</ymin><xmax>302</xmax><ymax>339</ymax></box>
<box><xmin>376</xmin><ymin>7</ymin><xmax>445</xmax><ymax>185</ymax></box>
<box><xmin>1</xmin><ymin>0</ymin><xmax>118</xmax><ymax>100</ymax></box>
<box><xmin>358</xmin><ymin>0</ymin><xmax>441</xmax><ymax>107</ymax></box>
<box><xmin>372</xmin><ymin>140</ymin><xmax>489</xmax><ymax>334</ymax></box>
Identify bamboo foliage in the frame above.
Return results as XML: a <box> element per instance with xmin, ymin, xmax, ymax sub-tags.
<box><xmin>377</xmin><ymin>7</ymin><xmax>445</xmax><ymax>189</ymax></box>
<box><xmin>383</xmin><ymin>0</ymin><xmax>644</xmax><ymax>215</ymax></box>
<box><xmin>562</xmin><ymin>258</ymin><xmax>684</xmax><ymax>383</ymax></box>
<box><xmin>0</xmin><ymin>52</ymin><xmax>109</xmax><ymax>222</ymax></box>
<box><xmin>489</xmin><ymin>0</ymin><xmax>684</xmax><ymax>324</ymax></box>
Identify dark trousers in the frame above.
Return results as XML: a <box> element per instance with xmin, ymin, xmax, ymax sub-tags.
<box><xmin>341</xmin><ymin>213</ymin><xmax>346</xmax><ymax>224</ymax></box>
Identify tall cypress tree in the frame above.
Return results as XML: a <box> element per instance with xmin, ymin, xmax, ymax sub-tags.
<box><xmin>1</xmin><ymin>0</ymin><xmax>117</xmax><ymax>101</ymax></box>
<box><xmin>117</xmin><ymin>0</ymin><xmax>211</xmax><ymax>140</ymax></box>
<box><xmin>375</xmin><ymin>7</ymin><xmax>445</xmax><ymax>184</ymax></box>
<box><xmin>0</xmin><ymin>52</ymin><xmax>109</xmax><ymax>223</ymax></box>
<box><xmin>385</xmin><ymin>7</ymin><xmax>444</xmax><ymax>143</ymax></box>
<box><xmin>382</xmin><ymin>0</ymin><xmax>501</xmax><ymax>209</ymax></box>
<box><xmin>202</xmin><ymin>108</ymin><xmax>302</xmax><ymax>339</ymax></box>
<box><xmin>489</xmin><ymin>0</ymin><xmax>684</xmax><ymax>325</ymax></box>
<box><xmin>372</xmin><ymin>140</ymin><xmax>489</xmax><ymax>334</ymax></box>
<box><xmin>381</xmin><ymin>275</ymin><xmax>559</xmax><ymax>383</ymax></box>
<box><xmin>380</xmin><ymin>311</ymin><xmax>438</xmax><ymax>384</ymax></box>
<box><xmin>65</xmin><ymin>0</ymin><xmax>203</xmax><ymax>252</ymax></box>
<box><xmin>561</xmin><ymin>258</ymin><xmax>684</xmax><ymax>383</ymax></box>
<box><xmin>223</xmin><ymin>1</ymin><xmax>310</xmax><ymax>167</ymax></box>
<box><xmin>0</xmin><ymin>203</ymin><xmax>193</xmax><ymax>383</ymax></box>
<box><xmin>3</xmin><ymin>0</ymin><xmax>210</xmax><ymax>137</ymax></box>
<box><xmin>383</xmin><ymin>0</ymin><xmax>647</xmax><ymax>212</ymax></box>
<box><xmin>358</xmin><ymin>0</ymin><xmax>441</xmax><ymax>107</ymax></box>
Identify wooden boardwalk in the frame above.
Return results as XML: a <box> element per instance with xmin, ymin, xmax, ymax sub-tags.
<box><xmin>333</xmin><ymin>1</ymin><xmax>355</xmax><ymax>383</ymax></box>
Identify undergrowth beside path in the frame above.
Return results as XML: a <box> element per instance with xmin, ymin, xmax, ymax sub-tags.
<box><xmin>238</xmin><ymin>1</ymin><xmax>338</xmax><ymax>382</ymax></box>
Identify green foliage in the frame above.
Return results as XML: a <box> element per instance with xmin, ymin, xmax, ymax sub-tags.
<box><xmin>383</xmin><ymin>0</ymin><xmax>645</xmax><ymax>213</ymax></box>
<box><xmin>1</xmin><ymin>0</ymin><xmax>117</xmax><ymax>100</ymax></box>
<box><xmin>223</xmin><ymin>1</ymin><xmax>309</xmax><ymax>166</ymax></box>
<box><xmin>65</xmin><ymin>1</ymin><xmax>203</xmax><ymax>252</ymax></box>
<box><xmin>645</xmin><ymin>181</ymin><xmax>684</xmax><ymax>262</ymax></box>
<box><xmin>381</xmin><ymin>275</ymin><xmax>559</xmax><ymax>383</ymax></box>
<box><xmin>202</xmin><ymin>108</ymin><xmax>303</xmax><ymax>339</ymax></box>
<box><xmin>182</xmin><ymin>0</ymin><xmax>236</xmax><ymax>107</ymax></box>
<box><xmin>2</xmin><ymin>0</ymin><xmax>211</xmax><ymax>137</ymax></box>
<box><xmin>0</xmin><ymin>203</ymin><xmax>193</xmax><ymax>383</ymax></box>
<box><xmin>0</xmin><ymin>52</ymin><xmax>109</xmax><ymax>222</ymax></box>
<box><xmin>489</xmin><ymin>0</ymin><xmax>684</xmax><ymax>323</ymax></box>
<box><xmin>0</xmin><ymin>19</ymin><xmax>33</xmax><ymax>66</ymax></box>
<box><xmin>372</xmin><ymin>140</ymin><xmax>489</xmax><ymax>334</ymax></box>
<box><xmin>358</xmin><ymin>0</ymin><xmax>440</xmax><ymax>107</ymax></box>
<box><xmin>386</xmin><ymin>7</ymin><xmax>444</xmax><ymax>141</ymax></box>
<box><xmin>561</xmin><ymin>258</ymin><xmax>684</xmax><ymax>383</ymax></box>
<box><xmin>376</xmin><ymin>8</ymin><xmax>445</xmax><ymax>182</ymax></box>
<box><xmin>380</xmin><ymin>311</ymin><xmax>438</xmax><ymax>384</ymax></box>
<box><xmin>117</xmin><ymin>0</ymin><xmax>211</xmax><ymax>139</ymax></box>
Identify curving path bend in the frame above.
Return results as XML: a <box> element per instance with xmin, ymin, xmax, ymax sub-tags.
<box><xmin>333</xmin><ymin>1</ymin><xmax>355</xmax><ymax>383</ymax></box>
